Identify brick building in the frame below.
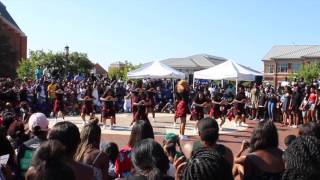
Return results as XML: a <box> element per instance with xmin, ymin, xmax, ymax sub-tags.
<box><xmin>0</xmin><ymin>1</ymin><xmax>27</xmax><ymax>68</ymax></box>
<box><xmin>263</xmin><ymin>45</ymin><xmax>320</xmax><ymax>87</ymax></box>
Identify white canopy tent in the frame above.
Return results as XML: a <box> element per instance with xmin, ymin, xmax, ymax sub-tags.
<box><xmin>193</xmin><ymin>60</ymin><xmax>262</xmax><ymax>92</ymax></box>
<box><xmin>127</xmin><ymin>60</ymin><xmax>185</xmax><ymax>79</ymax></box>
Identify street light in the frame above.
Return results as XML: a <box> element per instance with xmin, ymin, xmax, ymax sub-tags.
<box><xmin>64</xmin><ymin>45</ymin><xmax>69</xmax><ymax>78</ymax></box>
<box><xmin>65</xmin><ymin>45</ymin><xmax>69</xmax><ymax>58</ymax></box>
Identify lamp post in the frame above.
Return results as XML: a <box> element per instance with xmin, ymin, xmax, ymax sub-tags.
<box><xmin>65</xmin><ymin>45</ymin><xmax>69</xmax><ymax>59</ymax></box>
<box><xmin>64</xmin><ymin>45</ymin><xmax>69</xmax><ymax>77</ymax></box>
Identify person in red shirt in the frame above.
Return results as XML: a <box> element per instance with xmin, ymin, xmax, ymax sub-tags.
<box><xmin>115</xmin><ymin>120</ymin><xmax>154</xmax><ymax>178</ymax></box>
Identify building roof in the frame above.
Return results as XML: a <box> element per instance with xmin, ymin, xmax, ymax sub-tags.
<box><xmin>94</xmin><ymin>63</ymin><xmax>107</xmax><ymax>74</ymax></box>
<box><xmin>110</xmin><ymin>61</ymin><xmax>125</xmax><ymax>65</ymax></box>
<box><xmin>0</xmin><ymin>1</ymin><xmax>25</xmax><ymax>35</ymax></box>
<box><xmin>159</xmin><ymin>54</ymin><xmax>227</xmax><ymax>69</ymax></box>
<box><xmin>263</xmin><ymin>45</ymin><xmax>320</xmax><ymax>60</ymax></box>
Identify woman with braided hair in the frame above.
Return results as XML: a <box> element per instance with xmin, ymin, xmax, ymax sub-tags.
<box><xmin>174</xmin><ymin>147</ymin><xmax>233</xmax><ymax>180</ymax></box>
<box><xmin>282</xmin><ymin>136</ymin><xmax>320</xmax><ymax>180</ymax></box>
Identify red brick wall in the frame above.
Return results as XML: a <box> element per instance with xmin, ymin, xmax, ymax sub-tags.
<box><xmin>0</xmin><ymin>19</ymin><xmax>27</xmax><ymax>68</ymax></box>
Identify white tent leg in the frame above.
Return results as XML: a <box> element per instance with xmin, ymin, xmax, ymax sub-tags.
<box><xmin>172</xmin><ymin>79</ymin><xmax>175</xmax><ymax>102</ymax></box>
<box><xmin>193</xmin><ymin>76</ymin><xmax>195</xmax><ymax>89</ymax></box>
<box><xmin>236</xmin><ymin>79</ymin><xmax>238</xmax><ymax>95</ymax></box>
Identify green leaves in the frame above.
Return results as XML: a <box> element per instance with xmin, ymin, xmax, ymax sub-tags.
<box><xmin>290</xmin><ymin>63</ymin><xmax>320</xmax><ymax>84</ymax></box>
<box><xmin>17</xmin><ymin>50</ymin><xmax>94</xmax><ymax>79</ymax></box>
<box><xmin>108</xmin><ymin>62</ymin><xmax>141</xmax><ymax>80</ymax></box>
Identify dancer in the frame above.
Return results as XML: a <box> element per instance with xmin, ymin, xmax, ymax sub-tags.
<box><xmin>190</xmin><ymin>91</ymin><xmax>208</xmax><ymax>132</ymax></box>
<box><xmin>175</xmin><ymin>80</ymin><xmax>189</xmax><ymax>140</ymax></box>
<box><xmin>53</xmin><ymin>85</ymin><xmax>65</xmax><ymax>120</ymax></box>
<box><xmin>146</xmin><ymin>88</ymin><xmax>156</xmax><ymax>122</ymax></box>
<box><xmin>80</xmin><ymin>87</ymin><xmax>95</xmax><ymax>124</ymax></box>
<box><xmin>233</xmin><ymin>86</ymin><xmax>247</xmax><ymax>127</ymax></box>
<box><xmin>100</xmin><ymin>88</ymin><xmax>117</xmax><ymax>129</ymax></box>
<box><xmin>131</xmin><ymin>88</ymin><xmax>150</xmax><ymax>126</ymax></box>
<box><xmin>210</xmin><ymin>90</ymin><xmax>227</xmax><ymax>129</ymax></box>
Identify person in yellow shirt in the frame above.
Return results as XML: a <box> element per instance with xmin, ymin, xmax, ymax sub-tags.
<box><xmin>47</xmin><ymin>80</ymin><xmax>57</xmax><ymax>117</ymax></box>
<box><xmin>48</xmin><ymin>80</ymin><xmax>57</xmax><ymax>99</ymax></box>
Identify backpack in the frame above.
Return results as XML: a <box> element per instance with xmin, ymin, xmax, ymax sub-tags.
<box><xmin>17</xmin><ymin>140</ymin><xmax>39</xmax><ymax>178</ymax></box>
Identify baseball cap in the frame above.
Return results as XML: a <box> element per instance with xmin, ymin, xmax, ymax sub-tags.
<box><xmin>28</xmin><ymin>113</ymin><xmax>49</xmax><ymax>132</ymax></box>
<box><xmin>165</xmin><ymin>133</ymin><xmax>178</xmax><ymax>143</ymax></box>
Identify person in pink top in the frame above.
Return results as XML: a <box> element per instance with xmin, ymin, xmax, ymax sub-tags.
<box><xmin>307</xmin><ymin>86</ymin><xmax>317</xmax><ymax>122</ymax></box>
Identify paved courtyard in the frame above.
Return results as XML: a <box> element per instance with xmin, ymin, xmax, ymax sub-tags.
<box><xmin>49</xmin><ymin>113</ymin><xmax>298</xmax><ymax>155</ymax></box>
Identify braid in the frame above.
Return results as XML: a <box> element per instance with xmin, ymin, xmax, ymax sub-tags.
<box><xmin>182</xmin><ymin>147</ymin><xmax>233</xmax><ymax>180</ymax></box>
<box><xmin>282</xmin><ymin>136</ymin><xmax>320</xmax><ymax>180</ymax></box>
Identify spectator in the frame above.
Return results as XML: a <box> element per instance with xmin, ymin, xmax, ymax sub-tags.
<box><xmin>130</xmin><ymin>139</ymin><xmax>173</xmax><ymax>180</ymax></box>
<box><xmin>298</xmin><ymin>122</ymin><xmax>320</xmax><ymax>139</ymax></box>
<box><xmin>17</xmin><ymin>112</ymin><xmax>49</xmax><ymax>178</ymax></box>
<box><xmin>75</xmin><ymin>119</ymin><xmax>109</xmax><ymax>180</ymax></box>
<box><xmin>100</xmin><ymin>142</ymin><xmax>119</xmax><ymax>180</ymax></box>
<box><xmin>25</xmin><ymin>140</ymin><xmax>76</xmax><ymax>180</ymax></box>
<box><xmin>48</xmin><ymin>121</ymin><xmax>94</xmax><ymax>180</ymax></box>
<box><xmin>116</xmin><ymin>120</ymin><xmax>154</xmax><ymax>177</ymax></box>
<box><xmin>163</xmin><ymin>133</ymin><xmax>183</xmax><ymax>163</ymax></box>
<box><xmin>282</xmin><ymin>136</ymin><xmax>320</xmax><ymax>180</ymax></box>
<box><xmin>186</xmin><ymin>117</ymin><xmax>233</xmax><ymax>165</ymax></box>
<box><xmin>175</xmin><ymin>147</ymin><xmax>233</xmax><ymax>180</ymax></box>
<box><xmin>284</xmin><ymin>135</ymin><xmax>296</xmax><ymax>148</ymax></box>
<box><xmin>233</xmin><ymin>120</ymin><xmax>284</xmax><ymax>180</ymax></box>
<box><xmin>0</xmin><ymin>126</ymin><xmax>16</xmax><ymax>179</ymax></box>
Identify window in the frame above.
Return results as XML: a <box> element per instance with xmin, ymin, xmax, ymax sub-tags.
<box><xmin>292</xmin><ymin>63</ymin><xmax>301</xmax><ymax>73</ymax></box>
<box><xmin>267</xmin><ymin>64</ymin><xmax>274</xmax><ymax>73</ymax></box>
<box><xmin>277</xmin><ymin>64</ymin><xmax>288</xmax><ymax>73</ymax></box>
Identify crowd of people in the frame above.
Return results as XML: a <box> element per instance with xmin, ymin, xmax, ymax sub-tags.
<box><xmin>1</xmin><ymin>71</ymin><xmax>320</xmax><ymax>179</ymax></box>
<box><xmin>1</xmin><ymin>109</ymin><xmax>320</xmax><ymax>180</ymax></box>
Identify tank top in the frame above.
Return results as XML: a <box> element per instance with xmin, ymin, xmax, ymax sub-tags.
<box><xmin>91</xmin><ymin>152</ymin><xmax>103</xmax><ymax>180</ymax></box>
<box><xmin>308</xmin><ymin>93</ymin><xmax>317</xmax><ymax>103</ymax></box>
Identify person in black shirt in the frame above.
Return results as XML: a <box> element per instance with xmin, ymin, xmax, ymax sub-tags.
<box><xmin>290</xmin><ymin>85</ymin><xmax>302</xmax><ymax>128</ymax></box>
<box><xmin>233</xmin><ymin>86</ymin><xmax>247</xmax><ymax>127</ymax></box>
<box><xmin>190</xmin><ymin>92</ymin><xmax>208</xmax><ymax>131</ymax></box>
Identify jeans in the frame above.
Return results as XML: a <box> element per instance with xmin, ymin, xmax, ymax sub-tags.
<box><xmin>268</xmin><ymin>101</ymin><xmax>275</xmax><ymax>121</ymax></box>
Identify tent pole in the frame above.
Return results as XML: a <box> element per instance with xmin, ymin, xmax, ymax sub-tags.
<box><xmin>193</xmin><ymin>76</ymin><xmax>195</xmax><ymax>89</ymax></box>
<box><xmin>172</xmin><ymin>79</ymin><xmax>175</xmax><ymax>102</ymax></box>
<box><xmin>236</xmin><ymin>79</ymin><xmax>238</xmax><ymax>95</ymax></box>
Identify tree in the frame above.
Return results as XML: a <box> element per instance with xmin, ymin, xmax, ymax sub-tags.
<box><xmin>0</xmin><ymin>27</ymin><xmax>17</xmax><ymax>77</ymax></box>
<box><xmin>17</xmin><ymin>50</ymin><xmax>94</xmax><ymax>79</ymax></box>
<box><xmin>108</xmin><ymin>62</ymin><xmax>141</xmax><ymax>80</ymax></box>
<box><xmin>290</xmin><ymin>63</ymin><xmax>320</xmax><ymax>84</ymax></box>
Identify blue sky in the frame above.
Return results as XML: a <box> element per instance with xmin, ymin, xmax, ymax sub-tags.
<box><xmin>2</xmin><ymin>0</ymin><xmax>320</xmax><ymax>70</ymax></box>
